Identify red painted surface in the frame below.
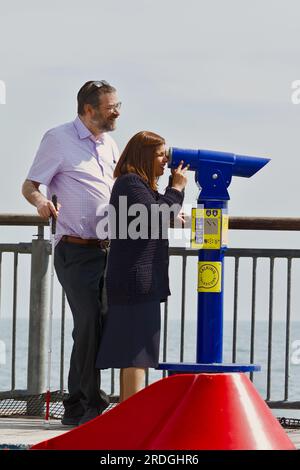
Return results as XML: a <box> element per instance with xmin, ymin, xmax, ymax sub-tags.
<box><xmin>30</xmin><ymin>373</ymin><xmax>295</xmax><ymax>450</ymax></box>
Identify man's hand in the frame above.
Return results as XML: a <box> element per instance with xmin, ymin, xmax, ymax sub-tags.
<box><xmin>22</xmin><ymin>180</ymin><xmax>60</xmax><ymax>219</ymax></box>
<box><xmin>37</xmin><ymin>199</ymin><xmax>60</xmax><ymax>218</ymax></box>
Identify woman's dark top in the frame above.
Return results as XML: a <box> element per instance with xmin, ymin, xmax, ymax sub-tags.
<box><xmin>106</xmin><ymin>173</ymin><xmax>184</xmax><ymax>305</ymax></box>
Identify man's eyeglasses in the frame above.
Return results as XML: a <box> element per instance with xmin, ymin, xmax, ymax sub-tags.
<box><xmin>106</xmin><ymin>102</ymin><xmax>122</xmax><ymax>112</ymax></box>
<box><xmin>90</xmin><ymin>80</ymin><xmax>110</xmax><ymax>88</ymax></box>
<box><xmin>82</xmin><ymin>80</ymin><xmax>110</xmax><ymax>99</ymax></box>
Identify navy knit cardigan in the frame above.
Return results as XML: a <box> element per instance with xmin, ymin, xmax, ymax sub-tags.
<box><xmin>106</xmin><ymin>173</ymin><xmax>184</xmax><ymax>305</ymax></box>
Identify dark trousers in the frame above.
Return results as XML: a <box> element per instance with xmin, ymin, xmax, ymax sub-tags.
<box><xmin>54</xmin><ymin>240</ymin><xmax>109</xmax><ymax>417</ymax></box>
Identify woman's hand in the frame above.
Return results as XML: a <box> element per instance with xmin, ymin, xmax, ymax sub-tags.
<box><xmin>171</xmin><ymin>161</ymin><xmax>189</xmax><ymax>192</ymax></box>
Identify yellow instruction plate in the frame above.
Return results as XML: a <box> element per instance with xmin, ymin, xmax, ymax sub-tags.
<box><xmin>191</xmin><ymin>208</ymin><xmax>204</xmax><ymax>249</ymax></box>
<box><xmin>222</xmin><ymin>210</ymin><xmax>229</xmax><ymax>247</ymax></box>
<box><xmin>203</xmin><ymin>209</ymin><xmax>221</xmax><ymax>250</ymax></box>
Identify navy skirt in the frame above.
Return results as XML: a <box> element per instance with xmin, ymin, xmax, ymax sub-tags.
<box><xmin>96</xmin><ymin>300</ymin><xmax>161</xmax><ymax>369</ymax></box>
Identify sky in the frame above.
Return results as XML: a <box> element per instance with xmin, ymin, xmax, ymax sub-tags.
<box><xmin>1</xmin><ymin>0</ymin><xmax>300</xmax><ymax>321</ymax></box>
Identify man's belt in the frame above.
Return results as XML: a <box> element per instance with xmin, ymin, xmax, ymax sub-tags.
<box><xmin>61</xmin><ymin>235</ymin><xmax>110</xmax><ymax>249</ymax></box>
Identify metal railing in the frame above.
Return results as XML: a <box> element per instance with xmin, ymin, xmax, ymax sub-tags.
<box><xmin>0</xmin><ymin>214</ymin><xmax>300</xmax><ymax>412</ymax></box>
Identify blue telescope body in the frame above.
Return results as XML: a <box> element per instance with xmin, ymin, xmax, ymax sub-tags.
<box><xmin>168</xmin><ymin>147</ymin><xmax>269</xmax><ymax>177</ymax></box>
<box><xmin>168</xmin><ymin>147</ymin><xmax>270</xmax><ymax>200</ymax></box>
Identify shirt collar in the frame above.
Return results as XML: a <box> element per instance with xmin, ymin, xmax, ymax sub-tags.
<box><xmin>73</xmin><ymin>116</ymin><xmax>93</xmax><ymax>140</ymax></box>
<box><xmin>74</xmin><ymin>116</ymin><xmax>105</xmax><ymax>143</ymax></box>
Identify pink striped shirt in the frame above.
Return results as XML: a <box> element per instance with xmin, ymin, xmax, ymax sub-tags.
<box><xmin>27</xmin><ymin>116</ymin><xmax>119</xmax><ymax>240</ymax></box>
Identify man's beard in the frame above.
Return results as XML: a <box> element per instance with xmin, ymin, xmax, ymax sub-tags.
<box><xmin>100</xmin><ymin>119</ymin><xmax>116</xmax><ymax>132</ymax></box>
<box><xmin>91</xmin><ymin>112</ymin><xmax>116</xmax><ymax>132</ymax></box>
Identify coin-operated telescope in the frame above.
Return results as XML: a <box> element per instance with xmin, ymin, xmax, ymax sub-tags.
<box><xmin>159</xmin><ymin>147</ymin><xmax>270</xmax><ymax>373</ymax></box>
<box><xmin>168</xmin><ymin>147</ymin><xmax>270</xmax><ymax>200</ymax></box>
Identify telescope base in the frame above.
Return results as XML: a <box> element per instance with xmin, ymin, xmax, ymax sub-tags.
<box><xmin>157</xmin><ymin>362</ymin><xmax>260</xmax><ymax>373</ymax></box>
<box><xmin>30</xmin><ymin>373</ymin><xmax>294</xmax><ymax>450</ymax></box>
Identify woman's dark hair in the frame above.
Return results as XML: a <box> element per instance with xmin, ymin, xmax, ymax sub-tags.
<box><xmin>114</xmin><ymin>131</ymin><xmax>165</xmax><ymax>191</ymax></box>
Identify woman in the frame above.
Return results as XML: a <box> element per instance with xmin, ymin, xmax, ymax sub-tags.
<box><xmin>96</xmin><ymin>131</ymin><xmax>188</xmax><ymax>402</ymax></box>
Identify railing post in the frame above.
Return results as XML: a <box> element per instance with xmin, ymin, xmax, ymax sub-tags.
<box><xmin>27</xmin><ymin>237</ymin><xmax>50</xmax><ymax>415</ymax></box>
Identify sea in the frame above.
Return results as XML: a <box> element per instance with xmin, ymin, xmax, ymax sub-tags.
<box><xmin>1</xmin><ymin>316</ymin><xmax>300</xmax><ymax>419</ymax></box>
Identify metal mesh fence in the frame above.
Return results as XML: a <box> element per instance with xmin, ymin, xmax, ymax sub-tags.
<box><xmin>0</xmin><ymin>391</ymin><xmax>118</xmax><ymax>419</ymax></box>
<box><xmin>0</xmin><ymin>391</ymin><xmax>299</xmax><ymax>429</ymax></box>
<box><xmin>278</xmin><ymin>417</ymin><xmax>300</xmax><ymax>429</ymax></box>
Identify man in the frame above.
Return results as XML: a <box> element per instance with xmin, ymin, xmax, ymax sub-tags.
<box><xmin>22</xmin><ymin>80</ymin><xmax>121</xmax><ymax>426</ymax></box>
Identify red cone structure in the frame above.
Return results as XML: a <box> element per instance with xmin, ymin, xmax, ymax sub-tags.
<box><xmin>30</xmin><ymin>373</ymin><xmax>295</xmax><ymax>450</ymax></box>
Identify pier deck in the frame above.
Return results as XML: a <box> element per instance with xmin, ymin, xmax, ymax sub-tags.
<box><xmin>0</xmin><ymin>416</ymin><xmax>299</xmax><ymax>449</ymax></box>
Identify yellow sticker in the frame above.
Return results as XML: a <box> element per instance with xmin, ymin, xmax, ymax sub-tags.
<box><xmin>198</xmin><ymin>262</ymin><xmax>222</xmax><ymax>293</ymax></box>
<box><xmin>203</xmin><ymin>209</ymin><xmax>221</xmax><ymax>250</ymax></box>
<box><xmin>222</xmin><ymin>212</ymin><xmax>229</xmax><ymax>247</ymax></box>
<box><xmin>191</xmin><ymin>208</ymin><xmax>204</xmax><ymax>249</ymax></box>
